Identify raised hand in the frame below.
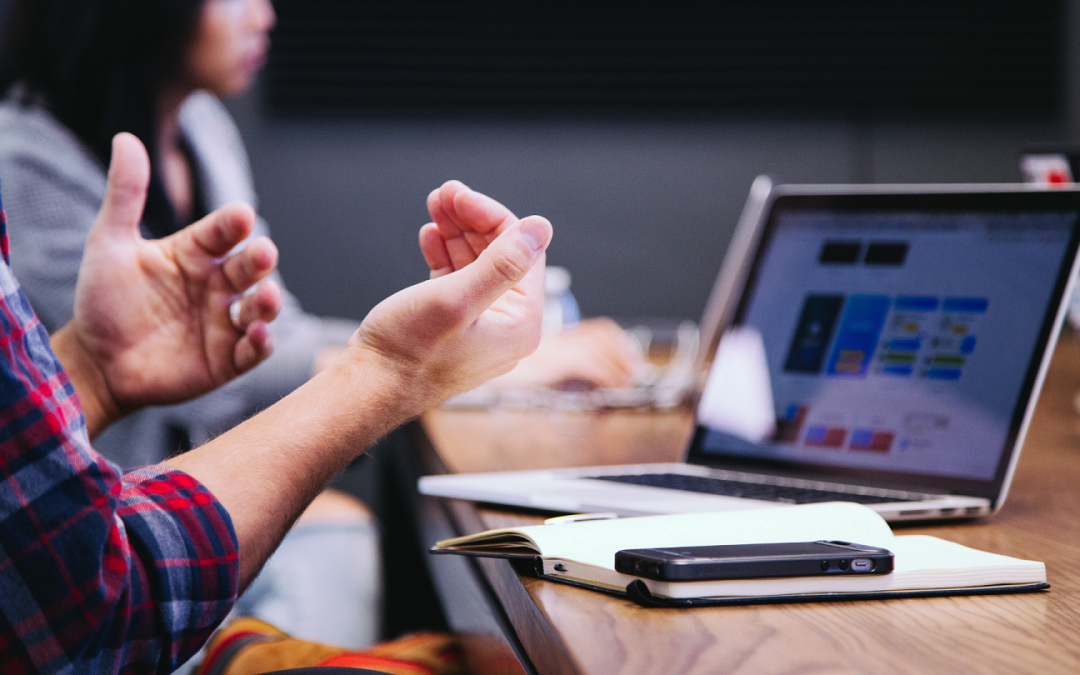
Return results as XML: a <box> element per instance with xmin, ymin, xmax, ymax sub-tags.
<box><xmin>349</xmin><ymin>182</ymin><xmax>552</xmax><ymax>412</ymax></box>
<box><xmin>52</xmin><ymin>133</ymin><xmax>283</xmax><ymax>436</ymax></box>
<box><xmin>419</xmin><ymin>181</ymin><xmax>641</xmax><ymax>392</ymax></box>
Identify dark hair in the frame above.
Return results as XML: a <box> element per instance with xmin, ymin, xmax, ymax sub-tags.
<box><xmin>0</xmin><ymin>0</ymin><xmax>207</xmax><ymax>235</ymax></box>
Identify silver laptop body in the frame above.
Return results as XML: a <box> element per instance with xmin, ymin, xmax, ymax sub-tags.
<box><xmin>421</xmin><ymin>181</ymin><xmax>1080</xmax><ymax>522</ymax></box>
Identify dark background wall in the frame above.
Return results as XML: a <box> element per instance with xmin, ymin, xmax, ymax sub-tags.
<box><xmin>225</xmin><ymin>0</ymin><xmax>1080</xmax><ymax>324</ymax></box>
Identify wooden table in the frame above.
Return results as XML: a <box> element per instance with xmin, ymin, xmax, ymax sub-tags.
<box><xmin>415</xmin><ymin>339</ymin><xmax>1080</xmax><ymax>675</ymax></box>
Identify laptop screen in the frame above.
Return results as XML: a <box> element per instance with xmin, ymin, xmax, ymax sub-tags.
<box><xmin>690</xmin><ymin>189</ymin><xmax>1080</xmax><ymax>500</ymax></box>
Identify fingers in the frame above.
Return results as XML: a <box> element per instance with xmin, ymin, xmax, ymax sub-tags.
<box><xmin>220</xmin><ymin>235</ymin><xmax>279</xmax><ymax>293</ymax></box>
<box><xmin>232</xmin><ymin>279</ymin><xmax>283</xmax><ymax>329</ymax></box>
<box><xmin>169</xmin><ymin>202</ymin><xmax>276</xmax><ymax>294</ymax></box>
<box><xmin>581</xmin><ymin>319</ymin><xmax>642</xmax><ymax>386</ymax></box>
<box><xmin>578</xmin><ymin>318</ymin><xmax>640</xmax><ymax>369</ymax></box>
<box><xmin>429</xmin><ymin>182</ymin><xmax>474</xmax><ymax>271</ymax></box>
<box><xmin>427</xmin><ymin>182</ymin><xmax>464</xmax><ymax>238</ymax></box>
<box><xmin>570</xmin><ymin>346</ymin><xmax>635</xmax><ymax>388</ymax></box>
<box><xmin>93</xmin><ymin>133</ymin><xmax>151</xmax><ymax>241</ymax></box>
<box><xmin>586</xmin><ymin>343</ymin><xmax>637</xmax><ymax>388</ymax></box>
<box><xmin>230</xmin><ymin>282</ymin><xmax>281</xmax><ymax>374</ymax></box>
<box><xmin>428</xmin><ymin>185</ymin><xmax>473</xmax><ymax>271</ymax></box>
<box><xmin>233</xmin><ymin>320</ymin><xmax>275</xmax><ymax>374</ymax></box>
<box><xmin>419</xmin><ymin>223</ymin><xmax>454</xmax><ymax>279</ymax></box>
<box><xmin>452</xmin><ymin>187</ymin><xmax>516</xmax><ymax>236</ymax></box>
<box><xmin>183</xmin><ymin>202</ymin><xmax>259</xmax><ymax>258</ymax></box>
<box><xmin>428</xmin><ymin>181</ymin><xmax>518</xmax><ymax>271</ymax></box>
<box><xmin>541</xmin><ymin>319</ymin><xmax>639</xmax><ymax>388</ymax></box>
<box><xmin>438</xmin><ymin>215</ymin><xmax>552</xmax><ymax>324</ymax></box>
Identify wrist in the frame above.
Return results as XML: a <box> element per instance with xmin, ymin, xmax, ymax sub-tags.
<box><xmin>331</xmin><ymin>344</ymin><xmax>428</xmax><ymax>424</ymax></box>
<box><xmin>50</xmin><ymin>325</ymin><xmax>124</xmax><ymax>438</ymax></box>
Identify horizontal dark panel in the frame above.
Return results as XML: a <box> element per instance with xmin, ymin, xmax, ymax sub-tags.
<box><xmin>267</xmin><ymin>0</ymin><xmax>1064</xmax><ymax>116</ymax></box>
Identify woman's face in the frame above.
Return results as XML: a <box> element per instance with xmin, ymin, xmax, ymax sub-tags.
<box><xmin>182</xmin><ymin>0</ymin><xmax>276</xmax><ymax>96</ymax></box>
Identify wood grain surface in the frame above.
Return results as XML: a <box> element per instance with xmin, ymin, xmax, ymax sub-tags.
<box><xmin>423</xmin><ymin>338</ymin><xmax>1080</xmax><ymax>675</ymax></box>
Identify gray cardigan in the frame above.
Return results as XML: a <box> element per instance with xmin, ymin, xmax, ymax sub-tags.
<box><xmin>0</xmin><ymin>91</ymin><xmax>358</xmax><ymax>467</ymax></box>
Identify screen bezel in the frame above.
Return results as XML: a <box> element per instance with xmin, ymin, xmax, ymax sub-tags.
<box><xmin>685</xmin><ymin>187</ymin><xmax>1080</xmax><ymax>503</ymax></box>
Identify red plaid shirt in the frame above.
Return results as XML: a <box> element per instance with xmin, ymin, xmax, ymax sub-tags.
<box><xmin>0</xmin><ymin>202</ymin><xmax>239</xmax><ymax>673</ymax></box>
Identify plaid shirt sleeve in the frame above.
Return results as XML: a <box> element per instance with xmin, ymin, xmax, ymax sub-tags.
<box><xmin>0</xmin><ymin>204</ymin><xmax>239</xmax><ymax>673</ymax></box>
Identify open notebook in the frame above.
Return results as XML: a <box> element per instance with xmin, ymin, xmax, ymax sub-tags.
<box><xmin>432</xmin><ymin>503</ymin><xmax>1047</xmax><ymax>607</ymax></box>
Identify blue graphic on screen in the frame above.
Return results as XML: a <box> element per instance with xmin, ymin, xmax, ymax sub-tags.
<box><xmin>783</xmin><ymin>295</ymin><xmax>844</xmax><ymax>373</ymax></box>
<box><xmin>960</xmin><ymin>336</ymin><xmax>977</xmax><ymax>354</ymax></box>
<box><xmin>825</xmin><ymin>295</ymin><xmax>890</xmax><ymax>377</ymax></box>
<box><xmin>895</xmin><ymin>296</ymin><xmax>938</xmax><ymax>311</ymax></box>
<box><xmin>942</xmin><ymin>298</ymin><xmax>989</xmax><ymax>313</ymax></box>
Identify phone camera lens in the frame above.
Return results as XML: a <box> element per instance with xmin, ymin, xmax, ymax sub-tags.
<box><xmin>839</xmin><ymin>559</ymin><xmax>850</xmax><ymax>571</ymax></box>
<box><xmin>820</xmin><ymin>561</ymin><xmax>830</xmax><ymax>571</ymax></box>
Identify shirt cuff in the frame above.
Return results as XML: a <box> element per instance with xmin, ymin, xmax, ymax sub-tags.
<box><xmin>118</xmin><ymin>467</ymin><xmax>240</xmax><ymax>669</ymax></box>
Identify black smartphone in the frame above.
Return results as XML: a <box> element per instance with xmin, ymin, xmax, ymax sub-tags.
<box><xmin>614</xmin><ymin>540</ymin><xmax>894</xmax><ymax>581</ymax></box>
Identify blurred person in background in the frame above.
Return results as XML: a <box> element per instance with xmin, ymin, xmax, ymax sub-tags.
<box><xmin>0</xmin><ymin>0</ymin><xmax>637</xmax><ymax>657</ymax></box>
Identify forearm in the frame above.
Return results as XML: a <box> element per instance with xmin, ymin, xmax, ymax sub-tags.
<box><xmin>164</xmin><ymin>347</ymin><xmax>414</xmax><ymax>587</ymax></box>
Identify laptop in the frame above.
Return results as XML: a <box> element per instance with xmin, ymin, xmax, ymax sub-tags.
<box><xmin>419</xmin><ymin>180</ymin><xmax>1080</xmax><ymax>521</ymax></box>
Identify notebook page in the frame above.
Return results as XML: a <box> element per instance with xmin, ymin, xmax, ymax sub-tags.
<box><xmin>521</xmin><ymin>502</ymin><xmax>894</xmax><ymax>570</ymax></box>
<box><xmin>887</xmin><ymin>535</ymin><xmax>1045</xmax><ymax>575</ymax></box>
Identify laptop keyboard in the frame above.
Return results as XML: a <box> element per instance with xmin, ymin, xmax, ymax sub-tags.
<box><xmin>591</xmin><ymin>473</ymin><xmax>921</xmax><ymax>505</ymax></box>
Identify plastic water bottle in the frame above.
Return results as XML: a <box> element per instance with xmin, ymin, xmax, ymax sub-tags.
<box><xmin>543</xmin><ymin>266</ymin><xmax>580</xmax><ymax>334</ymax></box>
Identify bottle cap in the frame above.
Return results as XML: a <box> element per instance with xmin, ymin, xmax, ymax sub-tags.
<box><xmin>545</xmin><ymin>266</ymin><xmax>572</xmax><ymax>295</ymax></box>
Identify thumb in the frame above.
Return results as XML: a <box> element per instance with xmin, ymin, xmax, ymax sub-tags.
<box><xmin>93</xmin><ymin>133</ymin><xmax>151</xmax><ymax>241</ymax></box>
<box><xmin>439</xmin><ymin>215</ymin><xmax>552</xmax><ymax>321</ymax></box>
